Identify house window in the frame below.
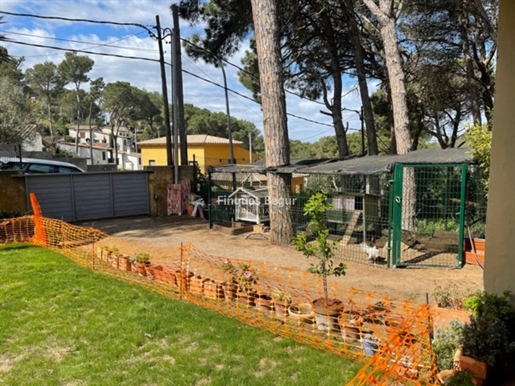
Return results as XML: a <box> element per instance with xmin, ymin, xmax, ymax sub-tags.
<box><xmin>102</xmin><ymin>152</ymin><xmax>106</xmax><ymax>161</ymax></box>
<box><xmin>149</xmin><ymin>160</ymin><xmax>155</xmax><ymax>166</ymax></box>
<box><xmin>138</xmin><ymin>158</ymin><xmax>142</xmax><ymax>165</ymax></box>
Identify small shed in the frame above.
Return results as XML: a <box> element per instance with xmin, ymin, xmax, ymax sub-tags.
<box><xmin>228</xmin><ymin>187</ymin><xmax>269</xmax><ymax>224</ymax></box>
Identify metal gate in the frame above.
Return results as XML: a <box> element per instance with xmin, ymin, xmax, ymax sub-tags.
<box><xmin>25</xmin><ymin>171</ymin><xmax>150</xmax><ymax>222</ymax></box>
<box><xmin>389</xmin><ymin>164</ymin><xmax>468</xmax><ymax>268</ymax></box>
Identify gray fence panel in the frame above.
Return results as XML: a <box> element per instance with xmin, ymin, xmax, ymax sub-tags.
<box><xmin>26</xmin><ymin>172</ymin><xmax>150</xmax><ymax>221</ymax></box>
<box><xmin>112</xmin><ymin>173</ymin><xmax>149</xmax><ymax>217</ymax></box>
<box><xmin>73</xmin><ymin>174</ymin><xmax>113</xmax><ymax>221</ymax></box>
<box><xmin>26</xmin><ymin>175</ymin><xmax>75</xmax><ymax>221</ymax></box>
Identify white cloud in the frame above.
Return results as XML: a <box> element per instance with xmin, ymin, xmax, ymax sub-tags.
<box><xmin>1</xmin><ymin>0</ymin><xmax>365</xmax><ymax>143</ymax></box>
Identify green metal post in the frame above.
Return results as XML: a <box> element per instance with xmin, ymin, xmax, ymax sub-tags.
<box><xmin>391</xmin><ymin>164</ymin><xmax>404</xmax><ymax>268</ymax></box>
<box><xmin>387</xmin><ymin>174</ymin><xmax>394</xmax><ymax>268</ymax></box>
<box><xmin>208</xmin><ymin>171</ymin><xmax>213</xmax><ymax>229</ymax></box>
<box><xmin>457</xmin><ymin>164</ymin><xmax>468</xmax><ymax>268</ymax></box>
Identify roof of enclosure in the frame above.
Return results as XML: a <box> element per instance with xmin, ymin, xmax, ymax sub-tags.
<box><xmin>209</xmin><ymin>157</ymin><xmax>334</xmax><ymax>174</ymax></box>
<box><xmin>209</xmin><ymin>148</ymin><xmax>474</xmax><ymax>176</ymax></box>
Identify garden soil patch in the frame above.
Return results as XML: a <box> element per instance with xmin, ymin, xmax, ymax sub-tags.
<box><xmin>76</xmin><ymin>215</ymin><xmax>483</xmax><ymax>304</ymax></box>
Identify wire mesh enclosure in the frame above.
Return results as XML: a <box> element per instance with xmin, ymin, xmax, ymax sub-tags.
<box><xmin>207</xmin><ymin>149</ymin><xmax>485</xmax><ymax>270</ymax></box>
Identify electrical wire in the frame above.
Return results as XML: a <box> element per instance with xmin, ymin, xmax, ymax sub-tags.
<box><xmin>1</xmin><ymin>30</ymin><xmax>154</xmax><ymax>53</ymax></box>
<box><xmin>1</xmin><ymin>11</ymin><xmax>348</xmax><ymax>131</ymax></box>
<box><xmin>7</xmin><ymin>38</ymin><xmax>334</xmax><ymax>129</ymax></box>
<box><xmin>0</xmin><ymin>11</ymin><xmax>156</xmax><ymax>36</ymax></box>
<box><xmin>6</xmin><ymin>39</ymin><xmax>159</xmax><ymax>63</ymax></box>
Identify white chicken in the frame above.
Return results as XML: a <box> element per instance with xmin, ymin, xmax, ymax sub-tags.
<box><xmin>361</xmin><ymin>237</ymin><xmax>381</xmax><ymax>264</ymax></box>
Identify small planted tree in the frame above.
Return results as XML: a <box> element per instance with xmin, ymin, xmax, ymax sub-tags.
<box><xmin>292</xmin><ymin>192</ymin><xmax>346</xmax><ymax>309</ymax></box>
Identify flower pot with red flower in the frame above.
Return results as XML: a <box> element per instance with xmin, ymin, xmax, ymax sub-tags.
<box><xmin>222</xmin><ymin>259</ymin><xmax>258</xmax><ymax>306</ymax></box>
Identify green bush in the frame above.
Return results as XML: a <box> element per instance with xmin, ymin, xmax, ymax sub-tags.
<box><xmin>461</xmin><ymin>291</ymin><xmax>515</xmax><ymax>367</ymax></box>
<box><xmin>433</xmin><ymin>320</ymin><xmax>464</xmax><ymax>371</ymax></box>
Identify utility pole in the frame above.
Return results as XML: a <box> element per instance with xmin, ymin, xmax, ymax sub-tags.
<box><xmin>172</xmin><ymin>5</ymin><xmax>188</xmax><ymax>166</ymax></box>
<box><xmin>249</xmin><ymin>132</ymin><xmax>253</xmax><ymax>163</ymax></box>
<box><xmin>155</xmin><ymin>15</ymin><xmax>172</xmax><ymax>166</ymax></box>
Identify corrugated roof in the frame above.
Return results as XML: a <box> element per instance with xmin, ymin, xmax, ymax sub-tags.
<box><xmin>137</xmin><ymin>135</ymin><xmax>243</xmax><ymax>146</ymax></box>
<box><xmin>301</xmin><ymin>148</ymin><xmax>474</xmax><ymax>175</ymax></box>
<box><xmin>209</xmin><ymin>148</ymin><xmax>474</xmax><ymax>176</ymax></box>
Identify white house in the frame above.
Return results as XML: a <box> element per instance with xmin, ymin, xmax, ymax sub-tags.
<box><xmin>56</xmin><ymin>140</ymin><xmax>113</xmax><ymax>166</ymax></box>
<box><xmin>117</xmin><ymin>150</ymin><xmax>142</xmax><ymax>171</ymax></box>
<box><xmin>68</xmin><ymin>125</ymin><xmax>136</xmax><ymax>153</ymax></box>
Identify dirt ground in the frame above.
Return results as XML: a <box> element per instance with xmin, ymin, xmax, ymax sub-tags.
<box><xmin>76</xmin><ymin>215</ymin><xmax>484</xmax><ymax>305</ymax></box>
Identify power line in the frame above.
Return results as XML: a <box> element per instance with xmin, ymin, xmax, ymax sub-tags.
<box><xmin>0</xmin><ymin>11</ymin><xmax>156</xmax><ymax>36</ymax></box>
<box><xmin>8</xmin><ymin>38</ymin><xmax>334</xmax><ymax>129</ymax></box>
<box><xmin>180</xmin><ymin>37</ymin><xmax>328</xmax><ymax>107</ymax></box>
<box><xmin>1</xmin><ymin>30</ymin><xmax>153</xmax><ymax>53</ymax></box>
<box><xmin>2</xmin><ymin>10</ymin><xmax>338</xmax><ymax>129</ymax></box>
<box><xmin>6</xmin><ymin>40</ymin><xmax>159</xmax><ymax>63</ymax></box>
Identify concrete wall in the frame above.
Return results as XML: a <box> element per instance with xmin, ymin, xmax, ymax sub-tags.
<box><xmin>145</xmin><ymin>166</ymin><xmax>194</xmax><ymax>217</ymax></box>
<box><xmin>484</xmin><ymin>0</ymin><xmax>515</xmax><ymax>304</ymax></box>
<box><xmin>0</xmin><ymin>171</ymin><xmax>27</xmax><ymax>214</ymax></box>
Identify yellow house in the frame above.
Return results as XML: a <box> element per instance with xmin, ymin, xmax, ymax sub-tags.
<box><xmin>137</xmin><ymin>134</ymin><xmax>260</xmax><ymax>173</ymax></box>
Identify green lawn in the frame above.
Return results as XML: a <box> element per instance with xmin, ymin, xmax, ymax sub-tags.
<box><xmin>0</xmin><ymin>244</ymin><xmax>360</xmax><ymax>385</ymax></box>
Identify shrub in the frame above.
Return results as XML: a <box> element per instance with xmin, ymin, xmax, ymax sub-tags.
<box><xmin>433</xmin><ymin>320</ymin><xmax>464</xmax><ymax>371</ymax></box>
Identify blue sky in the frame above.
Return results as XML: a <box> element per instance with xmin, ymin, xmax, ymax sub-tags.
<box><xmin>1</xmin><ymin>0</ymin><xmax>366</xmax><ymax>142</ymax></box>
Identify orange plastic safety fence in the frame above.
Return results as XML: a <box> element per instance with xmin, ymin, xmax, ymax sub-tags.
<box><xmin>0</xmin><ymin>215</ymin><xmax>439</xmax><ymax>385</ymax></box>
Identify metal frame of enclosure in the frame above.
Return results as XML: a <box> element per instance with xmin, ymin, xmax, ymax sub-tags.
<box><xmin>208</xmin><ymin>149</ymin><xmax>486</xmax><ymax>269</ymax></box>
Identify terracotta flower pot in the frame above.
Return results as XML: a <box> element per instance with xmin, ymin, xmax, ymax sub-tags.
<box><xmin>204</xmin><ymin>280</ymin><xmax>225</xmax><ymax>300</ymax></box>
<box><xmin>312</xmin><ymin>298</ymin><xmax>343</xmax><ymax>332</ymax></box>
<box><xmin>454</xmin><ymin>347</ymin><xmax>488</xmax><ymax>384</ymax></box>
<box><xmin>273</xmin><ymin>300</ymin><xmax>291</xmax><ymax>318</ymax></box>
<box><xmin>288</xmin><ymin>303</ymin><xmax>315</xmax><ymax>324</ymax></box>
<box><xmin>117</xmin><ymin>254</ymin><xmax>132</xmax><ymax>272</ymax></box>
<box><xmin>255</xmin><ymin>293</ymin><xmax>273</xmax><ymax>313</ymax></box>
<box><xmin>190</xmin><ymin>275</ymin><xmax>208</xmax><ymax>296</ymax></box>
<box><xmin>237</xmin><ymin>291</ymin><xmax>256</xmax><ymax>307</ymax></box>
<box><xmin>175</xmin><ymin>270</ymin><xmax>193</xmax><ymax>292</ymax></box>
<box><xmin>153</xmin><ymin>265</ymin><xmax>176</xmax><ymax>286</ymax></box>
<box><xmin>132</xmin><ymin>262</ymin><xmax>149</xmax><ymax>277</ymax></box>
<box><xmin>221</xmin><ymin>282</ymin><xmax>238</xmax><ymax>301</ymax></box>
<box><xmin>338</xmin><ymin>314</ymin><xmax>364</xmax><ymax>342</ymax></box>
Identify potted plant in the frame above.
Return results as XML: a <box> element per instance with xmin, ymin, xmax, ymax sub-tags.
<box><xmin>203</xmin><ymin>278</ymin><xmax>225</xmax><ymax>300</ymax></box>
<box><xmin>255</xmin><ymin>292</ymin><xmax>273</xmax><ymax>314</ymax></box>
<box><xmin>132</xmin><ymin>252</ymin><xmax>151</xmax><ymax>277</ymax></box>
<box><xmin>453</xmin><ymin>291</ymin><xmax>515</xmax><ymax>384</ymax></box>
<box><xmin>221</xmin><ymin>259</ymin><xmax>258</xmax><ymax>306</ymax></box>
<box><xmin>117</xmin><ymin>252</ymin><xmax>132</xmax><ymax>272</ymax></box>
<box><xmin>288</xmin><ymin>303</ymin><xmax>315</xmax><ymax>324</ymax></box>
<box><xmin>221</xmin><ymin>258</ymin><xmax>238</xmax><ymax>301</ymax></box>
<box><xmin>108</xmin><ymin>246</ymin><xmax>120</xmax><ymax>268</ymax></box>
<box><xmin>292</xmin><ymin>192</ymin><xmax>346</xmax><ymax>332</ymax></box>
<box><xmin>152</xmin><ymin>264</ymin><xmax>176</xmax><ymax>285</ymax></box>
<box><xmin>190</xmin><ymin>274</ymin><xmax>209</xmax><ymax>296</ymax></box>
<box><xmin>271</xmin><ymin>289</ymin><xmax>292</xmax><ymax>318</ymax></box>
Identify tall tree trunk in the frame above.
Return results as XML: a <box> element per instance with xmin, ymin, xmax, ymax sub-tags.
<box><xmin>344</xmin><ymin>0</ymin><xmax>378</xmax><ymax>155</ymax></box>
<box><xmin>330</xmin><ymin>74</ymin><xmax>349</xmax><ymax>157</ymax></box>
<box><xmin>309</xmin><ymin>1</ymin><xmax>349</xmax><ymax>157</ymax></box>
<box><xmin>362</xmin><ymin>0</ymin><xmax>415</xmax><ymax>231</ymax></box>
<box><xmin>250</xmin><ymin>0</ymin><xmax>293</xmax><ymax>244</ymax></box>
<box><xmin>47</xmin><ymin>98</ymin><xmax>54</xmax><ymax>137</ymax></box>
<box><xmin>362</xmin><ymin>0</ymin><xmax>412</xmax><ymax>155</ymax></box>
<box><xmin>459</xmin><ymin>11</ymin><xmax>482</xmax><ymax>125</ymax></box>
<box><xmin>75</xmin><ymin>89</ymin><xmax>80</xmax><ymax>154</ymax></box>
